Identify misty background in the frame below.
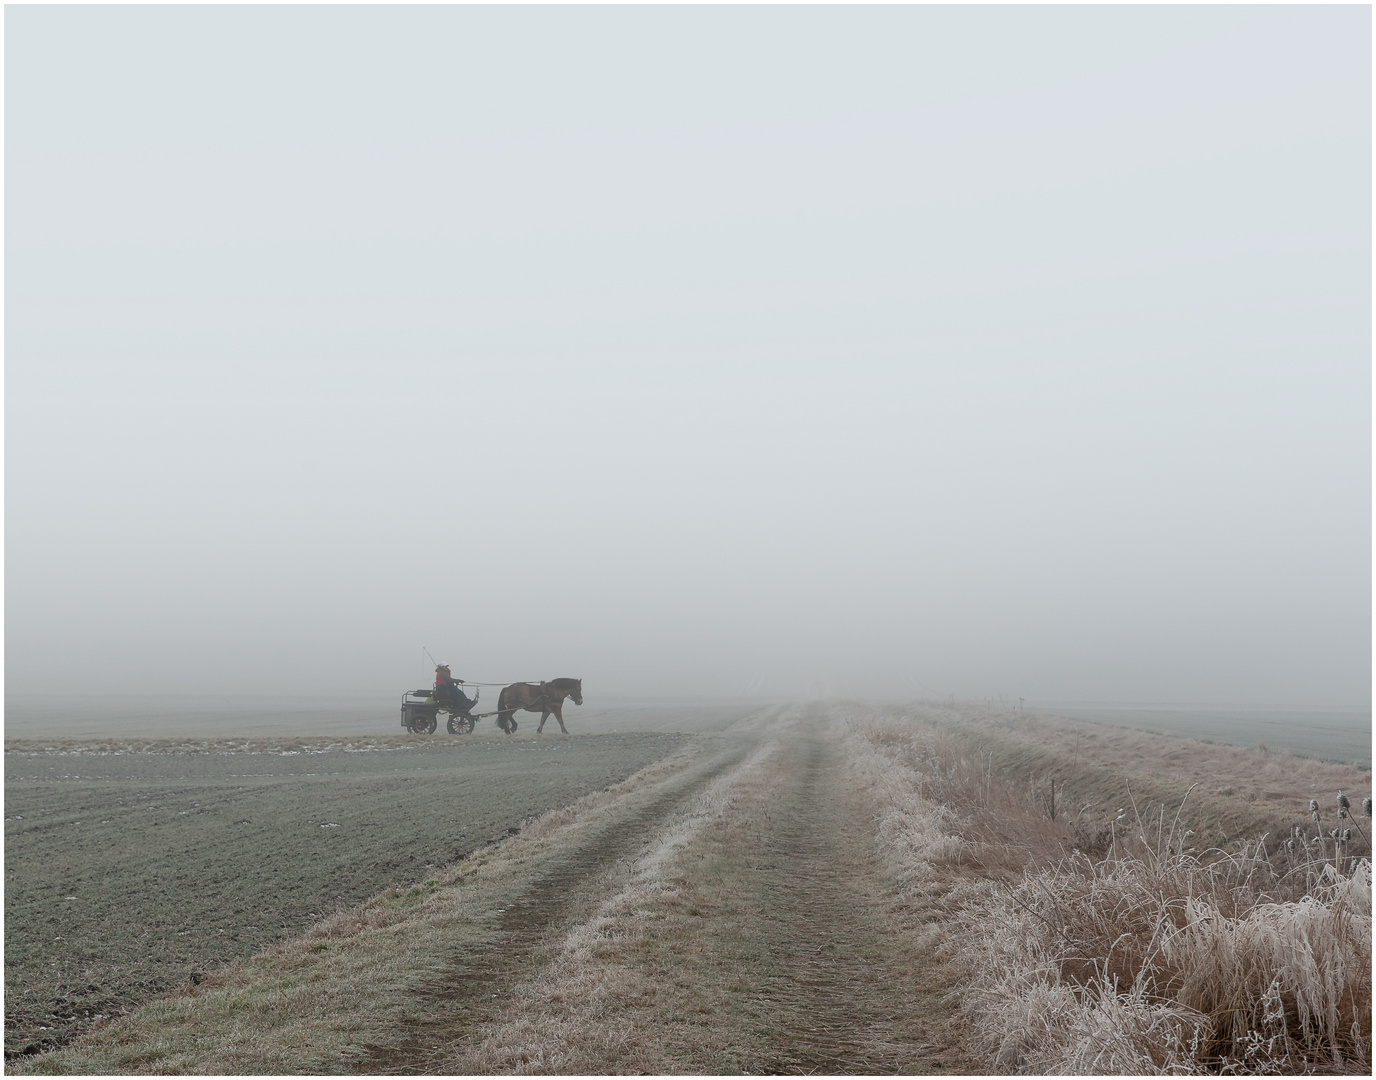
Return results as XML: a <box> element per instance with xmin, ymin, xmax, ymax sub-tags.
<box><xmin>6</xmin><ymin>7</ymin><xmax>1371</xmax><ymax>716</ymax></box>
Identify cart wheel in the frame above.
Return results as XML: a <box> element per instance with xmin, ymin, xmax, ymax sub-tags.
<box><xmin>447</xmin><ymin>714</ymin><xmax>472</xmax><ymax>735</ymax></box>
<box><xmin>416</xmin><ymin>713</ymin><xmax>437</xmax><ymax>735</ymax></box>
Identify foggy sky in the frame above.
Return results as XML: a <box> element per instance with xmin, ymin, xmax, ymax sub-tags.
<box><xmin>6</xmin><ymin>7</ymin><xmax>1371</xmax><ymax>706</ymax></box>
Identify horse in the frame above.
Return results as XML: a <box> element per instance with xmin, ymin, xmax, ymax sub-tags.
<box><xmin>495</xmin><ymin>678</ymin><xmax>583</xmax><ymax>734</ymax></box>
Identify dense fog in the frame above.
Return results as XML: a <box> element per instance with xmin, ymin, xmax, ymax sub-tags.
<box><xmin>7</xmin><ymin>7</ymin><xmax>1370</xmax><ymax>708</ymax></box>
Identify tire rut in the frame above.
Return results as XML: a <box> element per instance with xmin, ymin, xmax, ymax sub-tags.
<box><xmin>743</xmin><ymin>707</ymin><xmax>950</xmax><ymax>1074</ymax></box>
<box><xmin>358</xmin><ymin>736</ymin><xmax>758</xmax><ymax>1074</ymax></box>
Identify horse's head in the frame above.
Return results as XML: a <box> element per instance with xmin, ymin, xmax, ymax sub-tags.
<box><xmin>571</xmin><ymin>678</ymin><xmax>583</xmax><ymax>706</ymax></box>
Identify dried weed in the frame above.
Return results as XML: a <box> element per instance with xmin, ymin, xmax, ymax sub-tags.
<box><xmin>846</xmin><ymin>704</ymin><xmax>1373</xmax><ymax>1075</ymax></box>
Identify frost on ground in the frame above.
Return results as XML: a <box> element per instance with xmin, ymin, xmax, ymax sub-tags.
<box><xmin>837</xmin><ymin>705</ymin><xmax>965</xmax><ymax>886</ymax></box>
<box><xmin>15</xmin><ymin>702</ymin><xmax>1368</xmax><ymax>1076</ymax></box>
<box><xmin>953</xmin><ymin>844</ymin><xmax>1371</xmax><ymax>1074</ymax></box>
<box><xmin>448</xmin><ymin>731</ymin><xmax>785</xmax><ymax>1074</ymax></box>
<box><xmin>842</xmin><ymin>702</ymin><xmax>1374</xmax><ymax>1076</ymax></box>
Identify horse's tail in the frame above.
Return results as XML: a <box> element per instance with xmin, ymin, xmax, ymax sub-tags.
<box><xmin>496</xmin><ymin>686</ymin><xmax>511</xmax><ymax>732</ymax></box>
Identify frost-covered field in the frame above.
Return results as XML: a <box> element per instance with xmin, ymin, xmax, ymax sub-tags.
<box><xmin>3</xmin><ymin>724</ymin><xmax>709</xmax><ymax>1057</ymax></box>
<box><xmin>1034</xmin><ymin>703</ymin><xmax>1371</xmax><ymax>767</ymax></box>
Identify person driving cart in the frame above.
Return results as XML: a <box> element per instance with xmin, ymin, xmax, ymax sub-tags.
<box><xmin>433</xmin><ymin>664</ymin><xmax>469</xmax><ymax>708</ymax></box>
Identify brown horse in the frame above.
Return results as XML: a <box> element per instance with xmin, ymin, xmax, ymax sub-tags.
<box><xmin>495</xmin><ymin>678</ymin><xmax>583</xmax><ymax>734</ymax></box>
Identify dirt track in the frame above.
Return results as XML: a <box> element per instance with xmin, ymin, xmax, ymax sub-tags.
<box><xmin>359</xmin><ymin>736</ymin><xmax>758</xmax><ymax>1074</ymax></box>
<box><xmin>375</xmin><ymin>706</ymin><xmax>966</xmax><ymax>1075</ymax></box>
<box><xmin>731</xmin><ymin>714</ymin><xmax>958</xmax><ymax>1074</ymax></box>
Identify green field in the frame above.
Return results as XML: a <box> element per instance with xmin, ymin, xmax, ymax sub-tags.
<box><xmin>3</xmin><ymin>728</ymin><xmax>712</xmax><ymax>1058</ymax></box>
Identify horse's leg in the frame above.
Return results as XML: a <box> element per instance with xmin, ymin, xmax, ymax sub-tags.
<box><xmin>553</xmin><ymin>701</ymin><xmax>568</xmax><ymax>734</ymax></box>
<box><xmin>537</xmin><ymin>708</ymin><xmax>548</xmax><ymax>734</ymax></box>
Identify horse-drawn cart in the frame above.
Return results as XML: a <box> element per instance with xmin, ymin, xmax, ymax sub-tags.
<box><xmin>400</xmin><ymin>687</ymin><xmax>478</xmax><ymax>735</ymax></box>
<box><xmin>400</xmin><ymin>675</ymin><xmax>582</xmax><ymax>736</ymax></box>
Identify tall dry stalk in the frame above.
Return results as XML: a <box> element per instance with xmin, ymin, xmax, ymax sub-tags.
<box><xmin>844</xmin><ymin>707</ymin><xmax>1373</xmax><ymax>1075</ymax></box>
<box><xmin>950</xmin><ymin>825</ymin><xmax>1371</xmax><ymax>1074</ymax></box>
